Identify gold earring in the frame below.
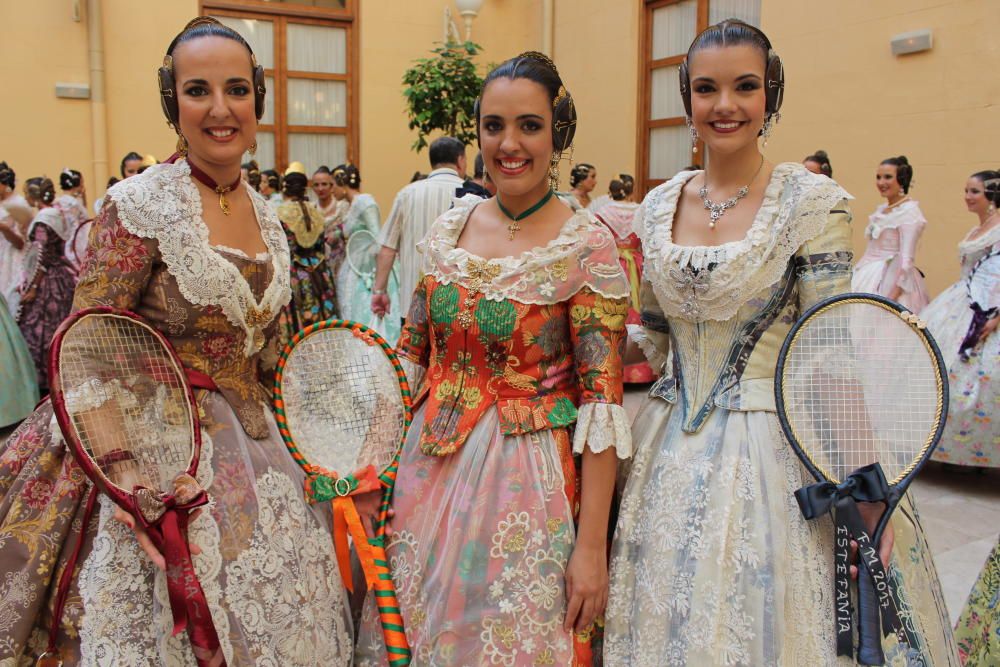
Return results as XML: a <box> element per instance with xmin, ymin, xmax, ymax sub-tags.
<box><xmin>549</xmin><ymin>152</ymin><xmax>561</xmax><ymax>191</ymax></box>
<box><xmin>249</xmin><ymin>140</ymin><xmax>258</xmax><ymax>156</ymax></box>
<box><xmin>176</xmin><ymin>134</ymin><xmax>189</xmax><ymax>157</ymax></box>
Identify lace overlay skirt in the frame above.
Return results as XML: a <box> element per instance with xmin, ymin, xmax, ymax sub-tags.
<box><xmin>606</xmin><ymin>397</ymin><xmax>959</xmax><ymax>667</ymax></box>
<box><xmin>354</xmin><ymin>406</ymin><xmax>584</xmax><ymax>666</ymax></box>
<box><xmin>0</xmin><ymin>391</ymin><xmax>353</xmax><ymax>666</ymax></box>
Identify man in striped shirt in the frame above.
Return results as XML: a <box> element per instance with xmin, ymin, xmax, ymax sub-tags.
<box><xmin>372</xmin><ymin>137</ymin><xmax>467</xmax><ymax>319</ymax></box>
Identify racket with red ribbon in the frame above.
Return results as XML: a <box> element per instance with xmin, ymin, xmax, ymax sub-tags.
<box><xmin>48</xmin><ymin>306</ymin><xmax>225</xmax><ymax>667</ymax></box>
<box><xmin>273</xmin><ymin>319</ymin><xmax>412</xmax><ymax>666</ymax></box>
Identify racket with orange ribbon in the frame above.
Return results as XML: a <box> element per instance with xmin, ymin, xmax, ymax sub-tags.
<box><xmin>48</xmin><ymin>306</ymin><xmax>225</xmax><ymax>667</ymax></box>
<box><xmin>273</xmin><ymin>319</ymin><xmax>412</xmax><ymax>666</ymax></box>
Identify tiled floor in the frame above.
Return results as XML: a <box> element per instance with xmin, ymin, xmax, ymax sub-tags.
<box><xmin>4</xmin><ymin>393</ymin><xmax>998</xmax><ymax>627</ymax></box>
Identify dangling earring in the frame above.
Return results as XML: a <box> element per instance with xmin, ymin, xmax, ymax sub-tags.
<box><xmin>176</xmin><ymin>133</ymin><xmax>189</xmax><ymax>157</ymax></box>
<box><xmin>761</xmin><ymin>112</ymin><xmax>780</xmax><ymax>147</ymax></box>
<box><xmin>249</xmin><ymin>140</ymin><xmax>258</xmax><ymax>156</ymax></box>
<box><xmin>549</xmin><ymin>151</ymin><xmax>561</xmax><ymax>191</ymax></box>
<box><xmin>988</xmin><ymin>203</ymin><xmax>996</xmax><ymax>217</ymax></box>
<box><xmin>686</xmin><ymin>117</ymin><xmax>699</xmax><ymax>153</ymax></box>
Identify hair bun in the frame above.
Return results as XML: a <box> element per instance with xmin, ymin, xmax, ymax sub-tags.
<box><xmin>814</xmin><ymin>150</ymin><xmax>828</xmax><ymax>158</ymax></box>
<box><xmin>897</xmin><ymin>155</ymin><xmax>909</xmax><ymax>165</ymax></box>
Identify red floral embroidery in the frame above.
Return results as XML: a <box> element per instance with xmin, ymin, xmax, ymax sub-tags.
<box><xmin>22</xmin><ymin>477</ymin><xmax>55</xmax><ymax>510</ymax></box>
<box><xmin>95</xmin><ymin>222</ymin><xmax>149</xmax><ymax>273</ymax></box>
<box><xmin>203</xmin><ymin>334</ymin><xmax>236</xmax><ymax>361</ymax></box>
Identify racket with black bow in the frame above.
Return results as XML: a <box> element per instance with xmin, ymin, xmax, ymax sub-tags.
<box><xmin>49</xmin><ymin>306</ymin><xmax>224</xmax><ymax>667</ymax></box>
<box><xmin>775</xmin><ymin>293</ymin><xmax>947</xmax><ymax>665</ymax></box>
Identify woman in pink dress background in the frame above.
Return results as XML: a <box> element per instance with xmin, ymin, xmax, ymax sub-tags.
<box><xmin>852</xmin><ymin>155</ymin><xmax>931</xmax><ymax>311</ymax></box>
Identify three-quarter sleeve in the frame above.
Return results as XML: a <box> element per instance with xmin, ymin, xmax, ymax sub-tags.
<box><xmin>896</xmin><ymin>219</ymin><xmax>926</xmax><ymax>292</ymax></box>
<box><xmin>72</xmin><ymin>203</ymin><xmax>156</xmax><ymax>312</ymax></box>
<box><xmin>568</xmin><ymin>286</ymin><xmax>632</xmax><ymax>459</ymax></box>
<box><xmin>794</xmin><ymin>200</ymin><xmax>854</xmax><ymax>311</ymax></box>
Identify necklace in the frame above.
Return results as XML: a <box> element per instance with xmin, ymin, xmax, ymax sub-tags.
<box><xmin>698</xmin><ymin>157</ymin><xmax>765</xmax><ymax>229</ymax></box>
<box><xmin>884</xmin><ymin>195</ymin><xmax>911</xmax><ymax>210</ymax></box>
<box><xmin>187</xmin><ymin>160</ymin><xmax>242</xmax><ymax>215</ymax></box>
<box><xmin>496</xmin><ymin>188</ymin><xmax>554</xmax><ymax>240</ymax></box>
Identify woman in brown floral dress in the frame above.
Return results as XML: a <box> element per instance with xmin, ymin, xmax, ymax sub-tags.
<box><xmin>0</xmin><ymin>18</ymin><xmax>354</xmax><ymax>665</ymax></box>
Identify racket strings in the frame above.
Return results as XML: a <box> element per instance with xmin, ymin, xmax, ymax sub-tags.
<box><xmin>59</xmin><ymin>315</ymin><xmax>194</xmax><ymax>493</ymax></box>
<box><xmin>781</xmin><ymin>302</ymin><xmax>942</xmax><ymax>484</ymax></box>
<box><xmin>282</xmin><ymin>330</ymin><xmax>404</xmax><ymax>476</ymax></box>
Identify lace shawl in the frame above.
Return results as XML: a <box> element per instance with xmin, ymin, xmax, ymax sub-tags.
<box><xmin>108</xmin><ymin>160</ymin><xmax>291</xmax><ymax>356</ymax></box>
<box><xmin>635</xmin><ymin>162</ymin><xmax>852</xmax><ymax>323</ymax></box>
<box><xmin>865</xmin><ymin>200</ymin><xmax>926</xmax><ymax>240</ymax></box>
<box><xmin>958</xmin><ymin>222</ymin><xmax>1000</xmax><ymax>259</ymax></box>
<box><xmin>592</xmin><ymin>200</ymin><xmax>640</xmax><ymax>239</ymax></box>
<box><xmin>420</xmin><ymin>196</ymin><xmax>629</xmax><ymax>305</ymax></box>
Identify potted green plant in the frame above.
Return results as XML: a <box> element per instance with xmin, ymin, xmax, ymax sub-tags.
<box><xmin>402</xmin><ymin>41</ymin><xmax>484</xmax><ymax>153</ymax></box>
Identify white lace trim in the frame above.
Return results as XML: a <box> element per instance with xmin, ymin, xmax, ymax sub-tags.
<box><xmin>572</xmin><ymin>402</ymin><xmax>632</xmax><ymax>459</ymax></box>
<box><xmin>628</xmin><ymin>323</ymin><xmax>668</xmax><ymax>373</ymax></box>
<box><xmin>212</xmin><ymin>243</ymin><xmax>271</xmax><ymax>262</ymax></box>
<box><xmin>419</xmin><ymin>196</ymin><xmax>629</xmax><ymax>305</ymax></box>
<box><xmin>865</xmin><ymin>200</ymin><xmax>926</xmax><ymax>239</ymax></box>
<box><xmin>958</xmin><ymin>222</ymin><xmax>1000</xmax><ymax>258</ymax></box>
<box><xmin>108</xmin><ymin>160</ymin><xmax>291</xmax><ymax>356</ymax></box>
<box><xmin>636</xmin><ymin>162</ymin><xmax>851</xmax><ymax>323</ymax></box>
<box><xmin>592</xmin><ymin>200</ymin><xmax>640</xmax><ymax>238</ymax></box>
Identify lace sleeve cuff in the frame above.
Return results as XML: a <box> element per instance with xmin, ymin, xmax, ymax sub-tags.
<box><xmin>628</xmin><ymin>323</ymin><xmax>668</xmax><ymax>372</ymax></box>
<box><xmin>399</xmin><ymin>357</ymin><xmax>426</xmax><ymax>395</ymax></box>
<box><xmin>572</xmin><ymin>402</ymin><xmax>632</xmax><ymax>459</ymax></box>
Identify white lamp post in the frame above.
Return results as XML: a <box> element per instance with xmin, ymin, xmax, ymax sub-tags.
<box><xmin>455</xmin><ymin>0</ymin><xmax>484</xmax><ymax>41</ymax></box>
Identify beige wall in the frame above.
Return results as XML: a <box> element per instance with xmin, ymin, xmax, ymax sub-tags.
<box><xmin>552</xmin><ymin>0</ymin><xmax>640</xmax><ymax>192</ymax></box>
<box><xmin>762</xmin><ymin>0</ymin><xmax>1000</xmax><ymax>296</ymax></box>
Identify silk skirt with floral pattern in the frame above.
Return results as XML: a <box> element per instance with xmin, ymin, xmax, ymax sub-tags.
<box><xmin>0</xmin><ymin>294</ymin><xmax>38</xmax><ymax>427</ymax></box>
<box><xmin>955</xmin><ymin>537</ymin><xmax>1000</xmax><ymax>665</ymax></box>
<box><xmin>354</xmin><ymin>406</ymin><xmax>587</xmax><ymax>667</ymax></box>
<box><xmin>0</xmin><ymin>391</ymin><xmax>353</xmax><ymax>666</ymax></box>
<box><xmin>923</xmin><ymin>280</ymin><xmax>1000</xmax><ymax>468</ymax></box>
<box><xmin>606</xmin><ymin>398</ymin><xmax>959</xmax><ymax>667</ymax></box>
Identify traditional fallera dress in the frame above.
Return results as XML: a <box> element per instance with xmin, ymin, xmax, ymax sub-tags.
<box><xmin>922</xmin><ymin>223</ymin><xmax>1000</xmax><ymax>468</ymax></box>
<box><xmin>335</xmin><ymin>193</ymin><xmax>402</xmax><ymax>344</ymax></box>
<box><xmin>354</xmin><ymin>197</ymin><xmax>632</xmax><ymax>666</ymax></box>
<box><xmin>0</xmin><ymin>160</ymin><xmax>353</xmax><ymax>665</ymax></box>
<box><xmin>0</xmin><ymin>292</ymin><xmax>38</xmax><ymax>427</ymax></box>
<box><xmin>954</xmin><ymin>538</ymin><xmax>1000</xmax><ymax>665</ymax></box>
<box><xmin>319</xmin><ymin>196</ymin><xmax>349</xmax><ymax>277</ymax></box>
<box><xmin>16</xmin><ymin>206</ymin><xmax>77</xmax><ymax>392</ymax></box>
<box><xmin>853</xmin><ymin>199</ymin><xmax>931</xmax><ymax>312</ymax></box>
<box><xmin>275</xmin><ymin>199</ymin><xmax>340</xmax><ymax>347</ymax></box>
<box><xmin>606</xmin><ymin>163</ymin><xmax>958</xmax><ymax>666</ymax></box>
<box><xmin>591</xmin><ymin>197</ymin><xmax>655</xmax><ymax>383</ymax></box>
<box><xmin>54</xmin><ymin>193</ymin><xmax>90</xmax><ymax>272</ymax></box>
<box><xmin>0</xmin><ymin>194</ymin><xmax>32</xmax><ymax>316</ymax></box>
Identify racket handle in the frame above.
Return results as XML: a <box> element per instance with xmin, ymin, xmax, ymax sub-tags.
<box><xmin>856</xmin><ymin>558</ymin><xmax>885</xmax><ymax>666</ymax></box>
<box><xmin>368</xmin><ymin>538</ymin><xmax>411</xmax><ymax>666</ymax></box>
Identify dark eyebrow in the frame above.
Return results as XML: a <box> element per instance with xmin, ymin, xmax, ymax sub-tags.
<box><xmin>692</xmin><ymin>73</ymin><xmax>763</xmax><ymax>85</ymax></box>
<box><xmin>481</xmin><ymin>113</ymin><xmax>545</xmax><ymax>121</ymax></box>
<box><xmin>181</xmin><ymin>77</ymin><xmax>251</xmax><ymax>86</ymax></box>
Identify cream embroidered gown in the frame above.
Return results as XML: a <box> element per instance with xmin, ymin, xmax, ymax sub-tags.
<box><xmin>605</xmin><ymin>163</ymin><xmax>958</xmax><ymax>666</ymax></box>
<box><xmin>0</xmin><ymin>161</ymin><xmax>352</xmax><ymax>665</ymax></box>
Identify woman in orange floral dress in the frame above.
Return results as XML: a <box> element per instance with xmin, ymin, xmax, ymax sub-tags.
<box><xmin>355</xmin><ymin>53</ymin><xmax>631</xmax><ymax>666</ymax></box>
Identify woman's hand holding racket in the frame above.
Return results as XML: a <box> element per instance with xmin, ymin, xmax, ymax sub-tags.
<box><xmin>776</xmin><ymin>294</ymin><xmax>947</xmax><ymax>666</ymax></box>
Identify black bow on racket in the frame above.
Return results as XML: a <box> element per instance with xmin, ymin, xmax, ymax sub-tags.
<box><xmin>795</xmin><ymin>463</ymin><xmax>902</xmax><ymax>658</ymax></box>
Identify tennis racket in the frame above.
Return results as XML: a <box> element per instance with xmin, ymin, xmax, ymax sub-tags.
<box><xmin>775</xmin><ymin>293</ymin><xmax>947</xmax><ymax>666</ymax></box>
<box><xmin>273</xmin><ymin>319</ymin><xmax>412</xmax><ymax>666</ymax></box>
<box><xmin>960</xmin><ymin>249</ymin><xmax>1000</xmax><ymax>360</ymax></box>
<box><xmin>48</xmin><ymin>307</ymin><xmax>224</xmax><ymax>667</ymax></box>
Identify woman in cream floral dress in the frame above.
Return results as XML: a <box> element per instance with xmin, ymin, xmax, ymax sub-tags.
<box><xmin>606</xmin><ymin>20</ymin><xmax>957</xmax><ymax>666</ymax></box>
<box><xmin>0</xmin><ymin>18</ymin><xmax>353</xmax><ymax>665</ymax></box>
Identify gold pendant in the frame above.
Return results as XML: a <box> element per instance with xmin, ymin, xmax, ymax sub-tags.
<box><xmin>218</xmin><ymin>191</ymin><xmax>231</xmax><ymax>215</ymax></box>
<box><xmin>507</xmin><ymin>221</ymin><xmax>520</xmax><ymax>241</ymax></box>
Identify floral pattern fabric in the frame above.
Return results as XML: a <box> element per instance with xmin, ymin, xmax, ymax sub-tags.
<box><xmin>0</xmin><ymin>164</ymin><xmax>352</xmax><ymax>665</ymax></box>
<box><xmin>924</xmin><ymin>225</ymin><xmax>1000</xmax><ymax>468</ymax></box>
<box><xmin>16</xmin><ymin>210</ymin><xmax>76</xmax><ymax>392</ymax></box>
<box><xmin>276</xmin><ymin>200</ymin><xmax>340</xmax><ymax>349</ymax></box>
<box><xmin>0</xmin><ymin>293</ymin><xmax>38</xmax><ymax>427</ymax></box>
<box><xmin>354</xmin><ymin>201</ymin><xmax>631</xmax><ymax>666</ymax></box>
<box><xmin>955</xmin><ymin>537</ymin><xmax>1000</xmax><ymax>665</ymax></box>
<box><xmin>606</xmin><ymin>163</ymin><xmax>958</xmax><ymax>666</ymax></box>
